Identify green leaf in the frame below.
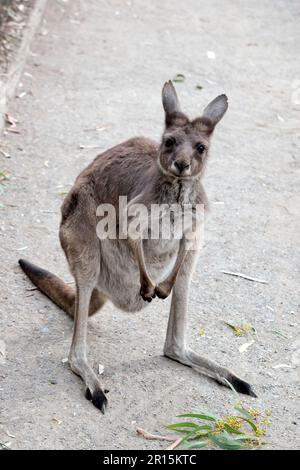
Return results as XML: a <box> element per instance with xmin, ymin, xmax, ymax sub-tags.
<box><xmin>269</xmin><ymin>330</ymin><xmax>289</xmax><ymax>340</ymax></box>
<box><xmin>234</xmin><ymin>435</ymin><xmax>260</xmax><ymax>442</ymax></box>
<box><xmin>222</xmin><ymin>377</ymin><xmax>239</xmax><ymax>395</ymax></box>
<box><xmin>195</xmin><ymin>425</ymin><xmax>212</xmax><ymax>431</ymax></box>
<box><xmin>0</xmin><ymin>441</ymin><xmax>11</xmax><ymax>450</ymax></box>
<box><xmin>224</xmin><ymin>321</ymin><xmax>237</xmax><ymax>331</ymax></box>
<box><xmin>224</xmin><ymin>423</ymin><xmax>244</xmax><ymax>435</ymax></box>
<box><xmin>232</xmin><ymin>415</ymin><xmax>257</xmax><ymax>432</ymax></box>
<box><xmin>180</xmin><ymin>430</ymin><xmax>204</xmax><ymax>444</ymax></box>
<box><xmin>177</xmin><ymin>412</ymin><xmax>218</xmax><ymax>422</ymax></box>
<box><xmin>210</xmin><ymin>433</ymin><xmax>246</xmax><ymax>450</ymax></box>
<box><xmin>185</xmin><ymin>440</ymin><xmax>209</xmax><ymax>449</ymax></box>
<box><xmin>234</xmin><ymin>405</ymin><xmax>253</xmax><ymax>420</ymax></box>
<box><xmin>166</xmin><ymin>422</ymin><xmax>201</xmax><ymax>434</ymax></box>
<box><xmin>0</xmin><ymin>170</ymin><xmax>10</xmax><ymax>183</ymax></box>
<box><xmin>173</xmin><ymin>73</ymin><xmax>185</xmax><ymax>83</ymax></box>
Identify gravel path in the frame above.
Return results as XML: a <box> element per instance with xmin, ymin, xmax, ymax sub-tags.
<box><xmin>0</xmin><ymin>0</ymin><xmax>299</xmax><ymax>450</ymax></box>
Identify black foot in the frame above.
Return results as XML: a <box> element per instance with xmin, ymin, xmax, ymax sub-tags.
<box><xmin>85</xmin><ymin>387</ymin><xmax>108</xmax><ymax>413</ymax></box>
<box><xmin>140</xmin><ymin>285</ymin><xmax>156</xmax><ymax>302</ymax></box>
<box><xmin>226</xmin><ymin>376</ymin><xmax>257</xmax><ymax>398</ymax></box>
<box><xmin>155</xmin><ymin>285</ymin><xmax>170</xmax><ymax>300</ymax></box>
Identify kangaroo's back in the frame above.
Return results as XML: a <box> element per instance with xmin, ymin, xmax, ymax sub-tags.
<box><xmin>74</xmin><ymin>137</ymin><xmax>158</xmax><ymax>206</ymax></box>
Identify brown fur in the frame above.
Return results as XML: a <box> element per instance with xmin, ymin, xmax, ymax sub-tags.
<box><xmin>19</xmin><ymin>82</ymin><xmax>256</xmax><ymax>413</ymax></box>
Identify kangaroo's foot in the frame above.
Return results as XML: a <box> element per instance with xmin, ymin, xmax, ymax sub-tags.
<box><xmin>140</xmin><ymin>280</ymin><xmax>156</xmax><ymax>302</ymax></box>
<box><xmin>155</xmin><ymin>280</ymin><xmax>174</xmax><ymax>300</ymax></box>
<box><xmin>69</xmin><ymin>354</ymin><xmax>108</xmax><ymax>413</ymax></box>
<box><xmin>85</xmin><ymin>387</ymin><xmax>108</xmax><ymax>413</ymax></box>
<box><xmin>164</xmin><ymin>347</ymin><xmax>257</xmax><ymax>397</ymax></box>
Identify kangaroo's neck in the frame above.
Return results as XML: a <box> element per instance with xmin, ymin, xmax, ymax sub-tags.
<box><xmin>151</xmin><ymin>165</ymin><xmax>203</xmax><ymax>207</ymax></box>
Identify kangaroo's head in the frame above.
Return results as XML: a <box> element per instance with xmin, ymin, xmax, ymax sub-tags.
<box><xmin>158</xmin><ymin>80</ymin><xmax>228</xmax><ymax>179</ymax></box>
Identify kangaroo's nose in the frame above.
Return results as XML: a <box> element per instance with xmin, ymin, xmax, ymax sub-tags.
<box><xmin>174</xmin><ymin>160</ymin><xmax>190</xmax><ymax>173</ymax></box>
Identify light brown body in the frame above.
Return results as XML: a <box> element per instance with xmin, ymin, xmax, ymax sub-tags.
<box><xmin>19</xmin><ymin>82</ymin><xmax>256</xmax><ymax>413</ymax></box>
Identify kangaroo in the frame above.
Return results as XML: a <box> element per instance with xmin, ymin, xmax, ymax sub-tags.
<box><xmin>19</xmin><ymin>81</ymin><xmax>256</xmax><ymax>413</ymax></box>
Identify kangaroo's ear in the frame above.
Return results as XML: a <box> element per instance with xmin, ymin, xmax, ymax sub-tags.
<box><xmin>202</xmin><ymin>94</ymin><xmax>228</xmax><ymax>128</ymax></box>
<box><xmin>162</xmin><ymin>80</ymin><xmax>181</xmax><ymax>115</ymax></box>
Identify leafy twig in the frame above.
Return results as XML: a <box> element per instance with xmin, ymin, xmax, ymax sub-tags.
<box><xmin>164</xmin><ymin>404</ymin><xmax>270</xmax><ymax>450</ymax></box>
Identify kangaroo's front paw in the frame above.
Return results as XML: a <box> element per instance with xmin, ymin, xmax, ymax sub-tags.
<box><xmin>85</xmin><ymin>386</ymin><xmax>108</xmax><ymax>414</ymax></box>
<box><xmin>155</xmin><ymin>281</ymin><xmax>173</xmax><ymax>300</ymax></box>
<box><xmin>140</xmin><ymin>282</ymin><xmax>156</xmax><ymax>302</ymax></box>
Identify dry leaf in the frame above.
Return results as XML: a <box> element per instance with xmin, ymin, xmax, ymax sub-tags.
<box><xmin>5</xmin><ymin>113</ymin><xmax>18</xmax><ymax>128</ymax></box>
<box><xmin>224</xmin><ymin>322</ymin><xmax>256</xmax><ymax>337</ymax></box>
<box><xmin>239</xmin><ymin>340</ymin><xmax>255</xmax><ymax>353</ymax></box>
<box><xmin>0</xmin><ymin>170</ymin><xmax>10</xmax><ymax>183</ymax></box>
<box><xmin>0</xmin><ymin>149</ymin><xmax>11</xmax><ymax>158</ymax></box>
<box><xmin>52</xmin><ymin>418</ymin><xmax>62</xmax><ymax>425</ymax></box>
<box><xmin>166</xmin><ymin>437</ymin><xmax>183</xmax><ymax>450</ymax></box>
<box><xmin>79</xmin><ymin>144</ymin><xmax>102</xmax><ymax>150</ymax></box>
<box><xmin>136</xmin><ymin>428</ymin><xmax>176</xmax><ymax>442</ymax></box>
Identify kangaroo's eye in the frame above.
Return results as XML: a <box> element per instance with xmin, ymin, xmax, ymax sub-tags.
<box><xmin>196</xmin><ymin>143</ymin><xmax>206</xmax><ymax>154</ymax></box>
<box><xmin>165</xmin><ymin>137</ymin><xmax>175</xmax><ymax>148</ymax></box>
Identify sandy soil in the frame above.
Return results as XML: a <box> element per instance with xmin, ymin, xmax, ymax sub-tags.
<box><xmin>0</xmin><ymin>0</ymin><xmax>299</xmax><ymax>450</ymax></box>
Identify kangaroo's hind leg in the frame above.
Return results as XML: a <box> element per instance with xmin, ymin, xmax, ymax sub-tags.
<box><xmin>164</xmin><ymin>251</ymin><xmax>257</xmax><ymax>397</ymax></box>
<box><xmin>89</xmin><ymin>289</ymin><xmax>107</xmax><ymax>316</ymax></box>
<box><xmin>67</xmin><ymin>252</ymin><xmax>108</xmax><ymax>413</ymax></box>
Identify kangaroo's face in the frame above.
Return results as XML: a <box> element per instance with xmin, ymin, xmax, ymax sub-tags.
<box><xmin>159</xmin><ymin>118</ymin><xmax>211</xmax><ymax>178</ymax></box>
<box><xmin>158</xmin><ymin>81</ymin><xmax>228</xmax><ymax>179</ymax></box>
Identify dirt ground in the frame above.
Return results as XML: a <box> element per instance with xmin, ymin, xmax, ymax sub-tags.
<box><xmin>0</xmin><ymin>0</ymin><xmax>34</xmax><ymax>73</ymax></box>
<box><xmin>0</xmin><ymin>0</ymin><xmax>299</xmax><ymax>450</ymax></box>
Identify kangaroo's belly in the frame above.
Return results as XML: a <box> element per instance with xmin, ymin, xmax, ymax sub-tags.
<box><xmin>98</xmin><ymin>238</ymin><xmax>179</xmax><ymax>312</ymax></box>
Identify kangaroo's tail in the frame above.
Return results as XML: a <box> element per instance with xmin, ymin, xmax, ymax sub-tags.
<box><xmin>19</xmin><ymin>259</ymin><xmax>75</xmax><ymax>316</ymax></box>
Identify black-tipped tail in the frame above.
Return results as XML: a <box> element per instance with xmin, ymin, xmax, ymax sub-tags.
<box><xmin>19</xmin><ymin>259</ymin><xmax>75</xmax><ymax>316</ymax></box>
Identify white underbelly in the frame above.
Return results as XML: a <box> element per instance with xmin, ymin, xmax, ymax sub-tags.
<box><xmin>98</xmin><ymin>238</ymin><xmax>179</xmax><ymax>312</ymax></box>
